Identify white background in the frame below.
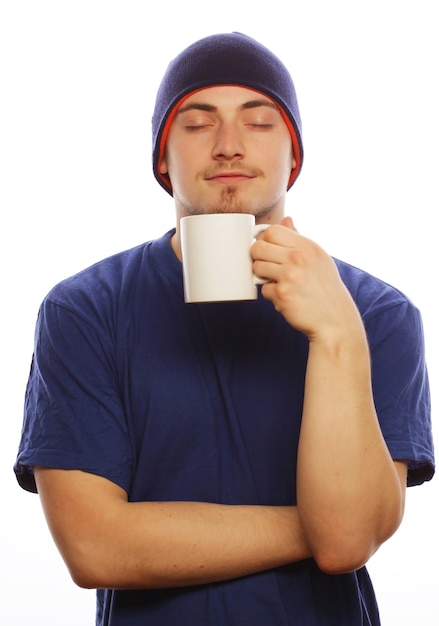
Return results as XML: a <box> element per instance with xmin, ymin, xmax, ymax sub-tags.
<box><xmin>1</xmin><ymin>1</ymin><xmax>437</xmax><ymax>623</ymax></box>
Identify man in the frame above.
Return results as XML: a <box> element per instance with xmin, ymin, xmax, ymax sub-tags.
<box><xmin>14</xmin><ymin>32</ymin><xmax>434</xmax><ymax>625</ymax></box>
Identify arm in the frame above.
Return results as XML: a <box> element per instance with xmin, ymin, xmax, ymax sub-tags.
<box><xmin>34</xmin><ymin>467</ymin><xmax>312</xmax><ymax>589</ymax></box>
<box><xmin>252</xmin><ymin>218</ymin><xmax>407</xmax><ymax>574</ymax></box>
<box><xmin>298</xmin><ymin>337</ymin><xmax>407</xmax><ymax>573</ymax></box>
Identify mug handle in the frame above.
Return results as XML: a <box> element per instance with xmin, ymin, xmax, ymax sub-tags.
<box><xmin>252</xmin><ymin>224</ymin><xmax>270</xmax><ymax>285</ymax></box>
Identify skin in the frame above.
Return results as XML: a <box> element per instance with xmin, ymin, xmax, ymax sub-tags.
<box><xmin>34</xmin><ymin>85</ymin><xmax>407</xmax><ymax>590</ymax></box>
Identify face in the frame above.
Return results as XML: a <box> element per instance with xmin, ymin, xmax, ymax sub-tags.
<box><xmin>159</xmin><ymin>86</ymin><xmax>296</xmax><ymax>223</ymax></box>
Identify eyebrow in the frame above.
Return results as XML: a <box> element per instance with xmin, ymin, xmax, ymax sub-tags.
<box><xmin>177</xmin><ymin>99</ymin><xmax>279</xmax><ymax>115</ymax></box>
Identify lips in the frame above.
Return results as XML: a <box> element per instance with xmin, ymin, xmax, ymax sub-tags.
<box><xmin>205</xmin><ymin>171</ymin><xmax>255</xmax><ymax>183</ymax></box>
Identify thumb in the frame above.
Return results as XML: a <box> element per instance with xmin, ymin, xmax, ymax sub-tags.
<box><xmin>281</xmin><ymin>216</ymin><xmax>298</xmax><ymax>232</ymax></box>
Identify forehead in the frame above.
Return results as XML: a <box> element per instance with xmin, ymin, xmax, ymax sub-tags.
<box><xmin>177</xmin><ymin>85</ymin><xmax>280</xmax><ymax>113</ymax></box>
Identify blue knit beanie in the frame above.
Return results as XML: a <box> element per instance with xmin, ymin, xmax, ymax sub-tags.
<box><xmin>152</xmin><ymin>32</ymin><xmax>303</xmax><ymax>195</ymax></box>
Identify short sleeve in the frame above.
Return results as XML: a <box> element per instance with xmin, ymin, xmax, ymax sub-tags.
<box><xmin>14</xmin><ymin>296</ymin><xmax>133</xmax><ymax>493</ymax></box>
<box><xmin>366</xmin><ymin>300</ymin><xmax>434</xmax><ymax>486</ymax></box>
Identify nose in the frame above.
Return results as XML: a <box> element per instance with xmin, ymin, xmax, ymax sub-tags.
<box><xmin>212</xmin><ymin>122</ymin><xmax>245</xmax><ymax>161</ymax></box>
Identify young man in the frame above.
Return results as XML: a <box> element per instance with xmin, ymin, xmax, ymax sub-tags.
<box><xmin>15</xmin><ymin>33</ymin><xmax>434</xmax><ymax>625</ymax></box>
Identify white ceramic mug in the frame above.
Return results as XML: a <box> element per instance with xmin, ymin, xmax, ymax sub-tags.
<box><xmin>180</xmin><ymin>213</ymin><xmax>269</xmax><ymax>303</ymax></box>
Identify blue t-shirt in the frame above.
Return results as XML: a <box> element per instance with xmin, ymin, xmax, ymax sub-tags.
<box><xmin>15</xmin><ymin>230</ymin><xmax>435</xmax><ymax>626</ymax></box>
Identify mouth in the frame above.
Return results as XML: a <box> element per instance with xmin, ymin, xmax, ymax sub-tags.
<box><xmin>205</xmin><ymin>171</ymin><xmax>256</xmax><ymax>184</ymax></box>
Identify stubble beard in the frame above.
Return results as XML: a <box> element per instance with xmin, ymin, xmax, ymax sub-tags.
<box><xmin>180</xmin><ymin>185</ymin><xmax>279</xmax><ymax>221</ymax></box>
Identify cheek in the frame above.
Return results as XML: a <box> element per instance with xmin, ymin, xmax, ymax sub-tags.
<box><xmin>164</xmin><ymin>139</ymin><xmax>187</xmax><ymax>175</ymax></box>
<box><xmin>159</xmin><ymin>147</ymin><xmax>177</xmax><ymax>182</ymax></box>
<box><xmin>166</xmin><ymin>140</ymin><xmax>205</xmax><ymax>186</ymax></box>
<box><xmin>163</xmin><ymin>155</ymin><xmax>193</xmax><ymax>199</ymax></box>
<box><xmin>270</xmin><ymin>146</ymin><xmax>294</xmax><ymax>183</ymax></box>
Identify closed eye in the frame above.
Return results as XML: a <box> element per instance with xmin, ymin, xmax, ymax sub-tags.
<box><xmin>247</xmin><ymin>123</ymin><xmax>274</xmax><ymax>130</ymax></box>
<box><xmin>184</xmin><ymin>124</ymin><xmax>213</xmax><ymax>131</ymax></box>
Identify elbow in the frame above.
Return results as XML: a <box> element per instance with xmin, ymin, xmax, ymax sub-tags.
<box><xmin>68</xmin><ymin>561</ymin><xmax>126</xmax><ymax>590</ymax></box>
<box><xmin>64</xmin><ymin>555</ymin><xmax>104</xmax><ymax>590</ymax></box>
<box><xmin>312</xmin><ymin>532</ymin><xmax>374</xmax><ymax>574</ymax></box>
<box><xmin>314</xmin><ymin>544</ymin><xmax>372</xmax><ymax>575</ymax></box>
<box><xmin>313</xmin><ymin>516</ymin><xmax>404</xmax><ymax>576</ymax></box>
<box><xmin>58</xmin><ymin>541</ymin><xmax>120</xmax><ymax>590</ymax></box>
<box><xmin>304</xmin><ymin>526</ymin><xmax>374</xmax><ymax>575</ymax></box>
<box><xmin>71</xmin><ymin>572</ymin><xmax>97</xmax><ymax>590</ymax></box>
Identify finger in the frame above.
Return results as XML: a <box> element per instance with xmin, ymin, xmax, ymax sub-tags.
<box><xmin>253</xmin><ymin>259</ymin><xmax>284</xmax><ymax>282</ymax></box>
<box><xmin>281</xmin><ymin>216</ymin><xmax>299</xmax><ymax>232</ymax></box>
<box><xmin>258</xmin><ymin>222</ymin><xmax>299</xmax><ymax>249</ymax></box>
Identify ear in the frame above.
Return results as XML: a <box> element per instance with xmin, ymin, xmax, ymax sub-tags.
<box><xmin>291</xmin><ymin>155</ymin><xmax>297</xmax><ymax>170</ymax></box>
<box><xmin>159</xmin><ymin>155</ymin><xmax>168</xmax><ymax>175</ymax></box>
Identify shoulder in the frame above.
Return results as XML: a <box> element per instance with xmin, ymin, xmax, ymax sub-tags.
<box><xmin>334</xmin><ymin>258</ymin><xmax>416</xmax><ymax>322</ymax></box>
<box><xmin>48</xmin><ymin>242</ymin><xmax>148</xmax><ymax>302</ymax></box>
<box><xmin>32</xmin><ymin>232</ymin><xmax>177</xmax><ymax>344</ymax></box>
<box><xmin>44</xmin><ymin>230</ymin><xmax>176</xmax><ymax>313</ymax></box>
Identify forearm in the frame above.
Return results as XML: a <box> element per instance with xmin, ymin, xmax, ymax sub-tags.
<box><xmin>35</xmin><ymin>468</ymin><xmax>311</xmax><ymax>590</ymax></box>
<box><xmin>297</xmin><ymin>322</ymin><xmax>405</xmax><ymax>572</ymax></box>
<box><xmin>98</xmin><ymin>501</ymin><xmax>310</xmax><ymax>589</ymax></box>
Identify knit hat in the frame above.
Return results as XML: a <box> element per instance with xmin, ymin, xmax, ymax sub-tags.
<box><xmin>152</xmin><ymin>32</ymin><xmax>303</xmax><ymax>195</ymax></box>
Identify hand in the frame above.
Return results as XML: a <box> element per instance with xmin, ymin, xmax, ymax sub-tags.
<box><xmin>251</xmin><ymin>217</ymin><xmax>362</xmax><ymax>340</ymax></box>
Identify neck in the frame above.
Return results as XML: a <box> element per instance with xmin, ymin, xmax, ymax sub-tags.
<box><xmin>171</xmin><ymin>230</ymin><xmax>183</xmax><ymax>261</ymax></box>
